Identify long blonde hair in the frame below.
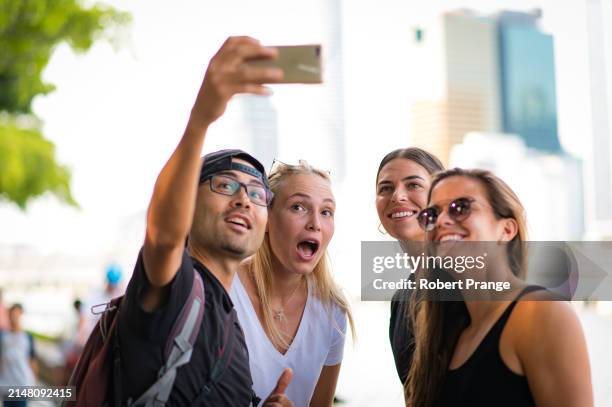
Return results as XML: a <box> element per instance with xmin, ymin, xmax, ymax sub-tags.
<box><xmin>405</xmin><ymin>168</ymin><xmax>528</xmax><ymax>407</ymax></box>
<box><xmin>246</xmin><ymin>160</ymin><xmax>356</xmax><ymax>350</ymax></box>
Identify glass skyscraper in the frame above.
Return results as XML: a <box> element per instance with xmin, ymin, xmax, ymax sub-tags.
<box><xmin>498</xmin><ymin>11</ymin><xmax>562</xmax><ymax>152</ymax></box>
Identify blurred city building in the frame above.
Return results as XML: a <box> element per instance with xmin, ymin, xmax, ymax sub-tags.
<box><xmin>409</xmin><ymin>9</ymin><xmax>585</xmax><ymax>239</ymax></box>
<box><xmin>272</xmin><ymin>0</ymin><xmax>346</xmax><ymax>180</ymax></box>
<box><xmin>410</xmin><ymin>10</ymin><xmax>501</xmax><ymax>166</ymax></box>
<box><xmin>212</xmin><ymin>0</ymin><xmax>346</xmax><ymax>180</ymax></box>
<box><xmin>497</xmin><ymin>10</ymin><xmax>561</xmax><ymax>152</ymax></box>
<box><xmin>239</xmin><ymin>96</ymin><xmax>279</xmax><ymax>171</ymax></box>
<box><xmin>410</xmin><ymin>9</ymin><xmax>562</xmax><ymax>165</ymax></box>
<box><xmin>450</xmin><ymin>132</ymin><xmax>584</xmax><ymax>240</ymax></box>
<box><xmin>584</xmin><ymin>0</ymin><xmax>612</xmax><ymax>239</ymax></box>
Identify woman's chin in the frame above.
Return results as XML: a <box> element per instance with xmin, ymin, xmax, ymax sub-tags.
<box><xmin>286</xmin><ymin>259</ymin><xmax>318</xmax><ymax>276</ymax></box>
<box><xmin>391</xmin><ymin>228</ymin><xmax>424</xmax><ymax>242</ymax></box>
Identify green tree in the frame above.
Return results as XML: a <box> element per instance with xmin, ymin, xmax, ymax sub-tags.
<box><xmin>0</xmin><ymin>0</ymin><xmax>129</xmax><ymax>209</ymax></box>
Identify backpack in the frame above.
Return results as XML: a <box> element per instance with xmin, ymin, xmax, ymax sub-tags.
<box><xmin>66</xmin><ymin>269</ymin><xmax>241</xmax><ymax>406</ymax></box>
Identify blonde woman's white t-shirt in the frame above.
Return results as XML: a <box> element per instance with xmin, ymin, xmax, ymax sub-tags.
<box><xmin>230</xmin><ymin>274</ymin><xmax>347</xmax><ymax>407</ymax></box>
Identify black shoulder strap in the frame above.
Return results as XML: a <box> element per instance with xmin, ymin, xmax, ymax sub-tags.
<box><xmin>128</xmin><ymin>270</ymin><xmax>205</xmax><ymax>407</ymax></box>
<box><xmin>113</xmin><ymin>270</ymin><xmax>205</xmax><ymax>407</ymax></box>
<box><xmin>498</xmin><ymin>285</ymin><xmax>546</xmax><ymax>327</ymax></box>
<box><xmin>193</xmin><ymin>310</ymin><xmax>237</xmax><ymax>403</ymax></box>
<box><xmin>113</xmin><ymin>317</ymin><xmax>123</xmax><ymax>407</ymax></box>
<box><xmin>517</xmin><ymin>285</ymin><xmax>546</xmax><ymax>299</ymax></box>
<box><xmin>209</xmin><ymin>311</ymin><xmax>236</xmax><ymax>382</ymax></box>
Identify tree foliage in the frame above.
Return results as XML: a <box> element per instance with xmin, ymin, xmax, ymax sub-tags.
<box><xmin>0</xmin><ymin>114</ymin><xmax>75</xmax><ymax>208</ymax></box>
<box><xmin>0</xmin><ymin>0</ymin><xmax>129</xmax><ymax>209</ymax></box>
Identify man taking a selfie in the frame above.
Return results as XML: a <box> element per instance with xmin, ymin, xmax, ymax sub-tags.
<box><xmin>115</xmin><ymin>36</ymin><xmax>293</xmax><ymax>406</ymax></box>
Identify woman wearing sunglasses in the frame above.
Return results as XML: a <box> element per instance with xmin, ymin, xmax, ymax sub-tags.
<box><xmin>375</xmin><ymin>148</ymin><xmax>456</xmax><ymax>385</ymax></box>
<box><xmin>405</xmin><ymin>168</ymin><xmax>592</xmax><ymax>407</ymax></box>
<box><xmin>230</xmin><ymin>160</ymin><xmax>355</xmax><ymax>407</ymax></box>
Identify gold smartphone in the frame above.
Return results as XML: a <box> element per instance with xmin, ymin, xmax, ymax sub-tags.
<box><xmin>246</xmin><ymin>44</ymin><xmax>322</xmax><ymax>84</ymax></box>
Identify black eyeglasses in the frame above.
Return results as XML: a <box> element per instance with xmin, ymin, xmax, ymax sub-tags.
<box><xmin>207</xmin><ymin>174</ymin><xmax>273</xmax><ymax>207</ymax></box>
<box><xmin>417</xmin><ymin>197</ymin><xmax>476</xmax><ymax>231</ymax></box>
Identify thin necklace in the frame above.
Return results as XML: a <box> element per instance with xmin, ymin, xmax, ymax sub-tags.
<box><xmin>273</xmin><ymin>277</ymin><xmax>305</xmax><ymax>324</ymax></box>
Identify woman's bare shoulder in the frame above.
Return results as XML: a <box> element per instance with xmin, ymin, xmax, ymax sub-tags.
<box><xmin>511</xmin><ymin>297</ymin><xmax>582</xmax><ymax>350</ymax></box>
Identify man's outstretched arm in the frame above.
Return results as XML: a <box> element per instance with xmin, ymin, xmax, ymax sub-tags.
<box><xmin>141</xmin><ymin>37</ymin><xmax>281</xmax><ymax>309</ymax></box>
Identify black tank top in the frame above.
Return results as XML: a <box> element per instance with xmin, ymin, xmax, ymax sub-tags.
<box><xmin>436</xmin><ymin>286</ymin><xmax>543</xmax><ymax>407</ymax></box>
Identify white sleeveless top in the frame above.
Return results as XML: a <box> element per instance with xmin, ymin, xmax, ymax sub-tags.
<box><xmin>230</xmin><ymin>274</ymin><xmax>347</xmax><ymax>407</ymax></box>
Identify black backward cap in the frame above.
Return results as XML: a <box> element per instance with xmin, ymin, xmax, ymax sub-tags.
<box><xmin>198</xmin><ymin>149</ymin><xmax>269</xmax><ymax>189</ymax></box>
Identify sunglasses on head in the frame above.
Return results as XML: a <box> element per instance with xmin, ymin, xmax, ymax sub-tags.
<box><xmin>269</xmin><ymin>158</ymin><xmax>331</xmax><ymax>176</ymax></box>
<box><xmin>417</xmin><ymin>197</ymin><xmax>476</xmax><ymax>231</ymax></box>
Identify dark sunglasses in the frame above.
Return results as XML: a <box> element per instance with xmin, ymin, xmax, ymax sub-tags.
<box><xmin>207</xmin><ymin>174</ymin><xmax>273</xmax><ymax>207</ymax></box>
<box><xmin>417</xmin><ymin>197</ymin><xmax>476</xmax><ymax>231</ymax></box>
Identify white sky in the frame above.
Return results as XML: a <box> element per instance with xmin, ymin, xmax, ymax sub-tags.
<box><xmin>0</xmin><ymin>0</ymin><xmax>605</xmax><ymax>258</ymax></box>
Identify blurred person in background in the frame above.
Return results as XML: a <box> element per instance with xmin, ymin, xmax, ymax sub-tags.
<box><xmin>70</xmin><ymin>299</ymin><xmax>88</xmax><ymax>348</ymax></box>
<box><xmin>231</xmin><ymin>160</ymin><xmax>355</xmax><ymax>407</ymax></box>
<box><xmin>62</xmin><ymin>299</ymin><xmax>87</xmax><ymax>384</ymax></box>
<box><xmin>0</xmin><ymin>291</ymin><xmax>8</xmax><ymax>331</ymax></box>
<box><xmin>0</xmin><ymin>304</ymin><xmax>38</xmax><ymax>407</ymax></box>
<box><xmin>82</xmin><ymin>264</ymin><xmax>124</xmax><ymax>337</ymax></box>
<box><xmin>405</xmin><ymin>168</ymin><xmax>592</xmax><ymax>407</ymax></box>
<box><xmin>99</xmin><ymin>263</ymin><xmax>124</xmax><ymax>302</ymax></box>
<box><xmin>103</xmin><ymin>264</ymin><xmax>124</xmax><ymax>297</ymax></box>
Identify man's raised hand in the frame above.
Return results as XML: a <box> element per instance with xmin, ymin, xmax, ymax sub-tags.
<box><xmin>189</xmin><ymin>36</ymin><xmax>283</xmax><ymax>129</ymax></box>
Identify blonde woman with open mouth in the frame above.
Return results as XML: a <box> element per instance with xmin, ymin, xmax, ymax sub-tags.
<box><xmin>231</xmin><ymin>160</ymin><xmax>355</xmax><ymax>407</ymax></box>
